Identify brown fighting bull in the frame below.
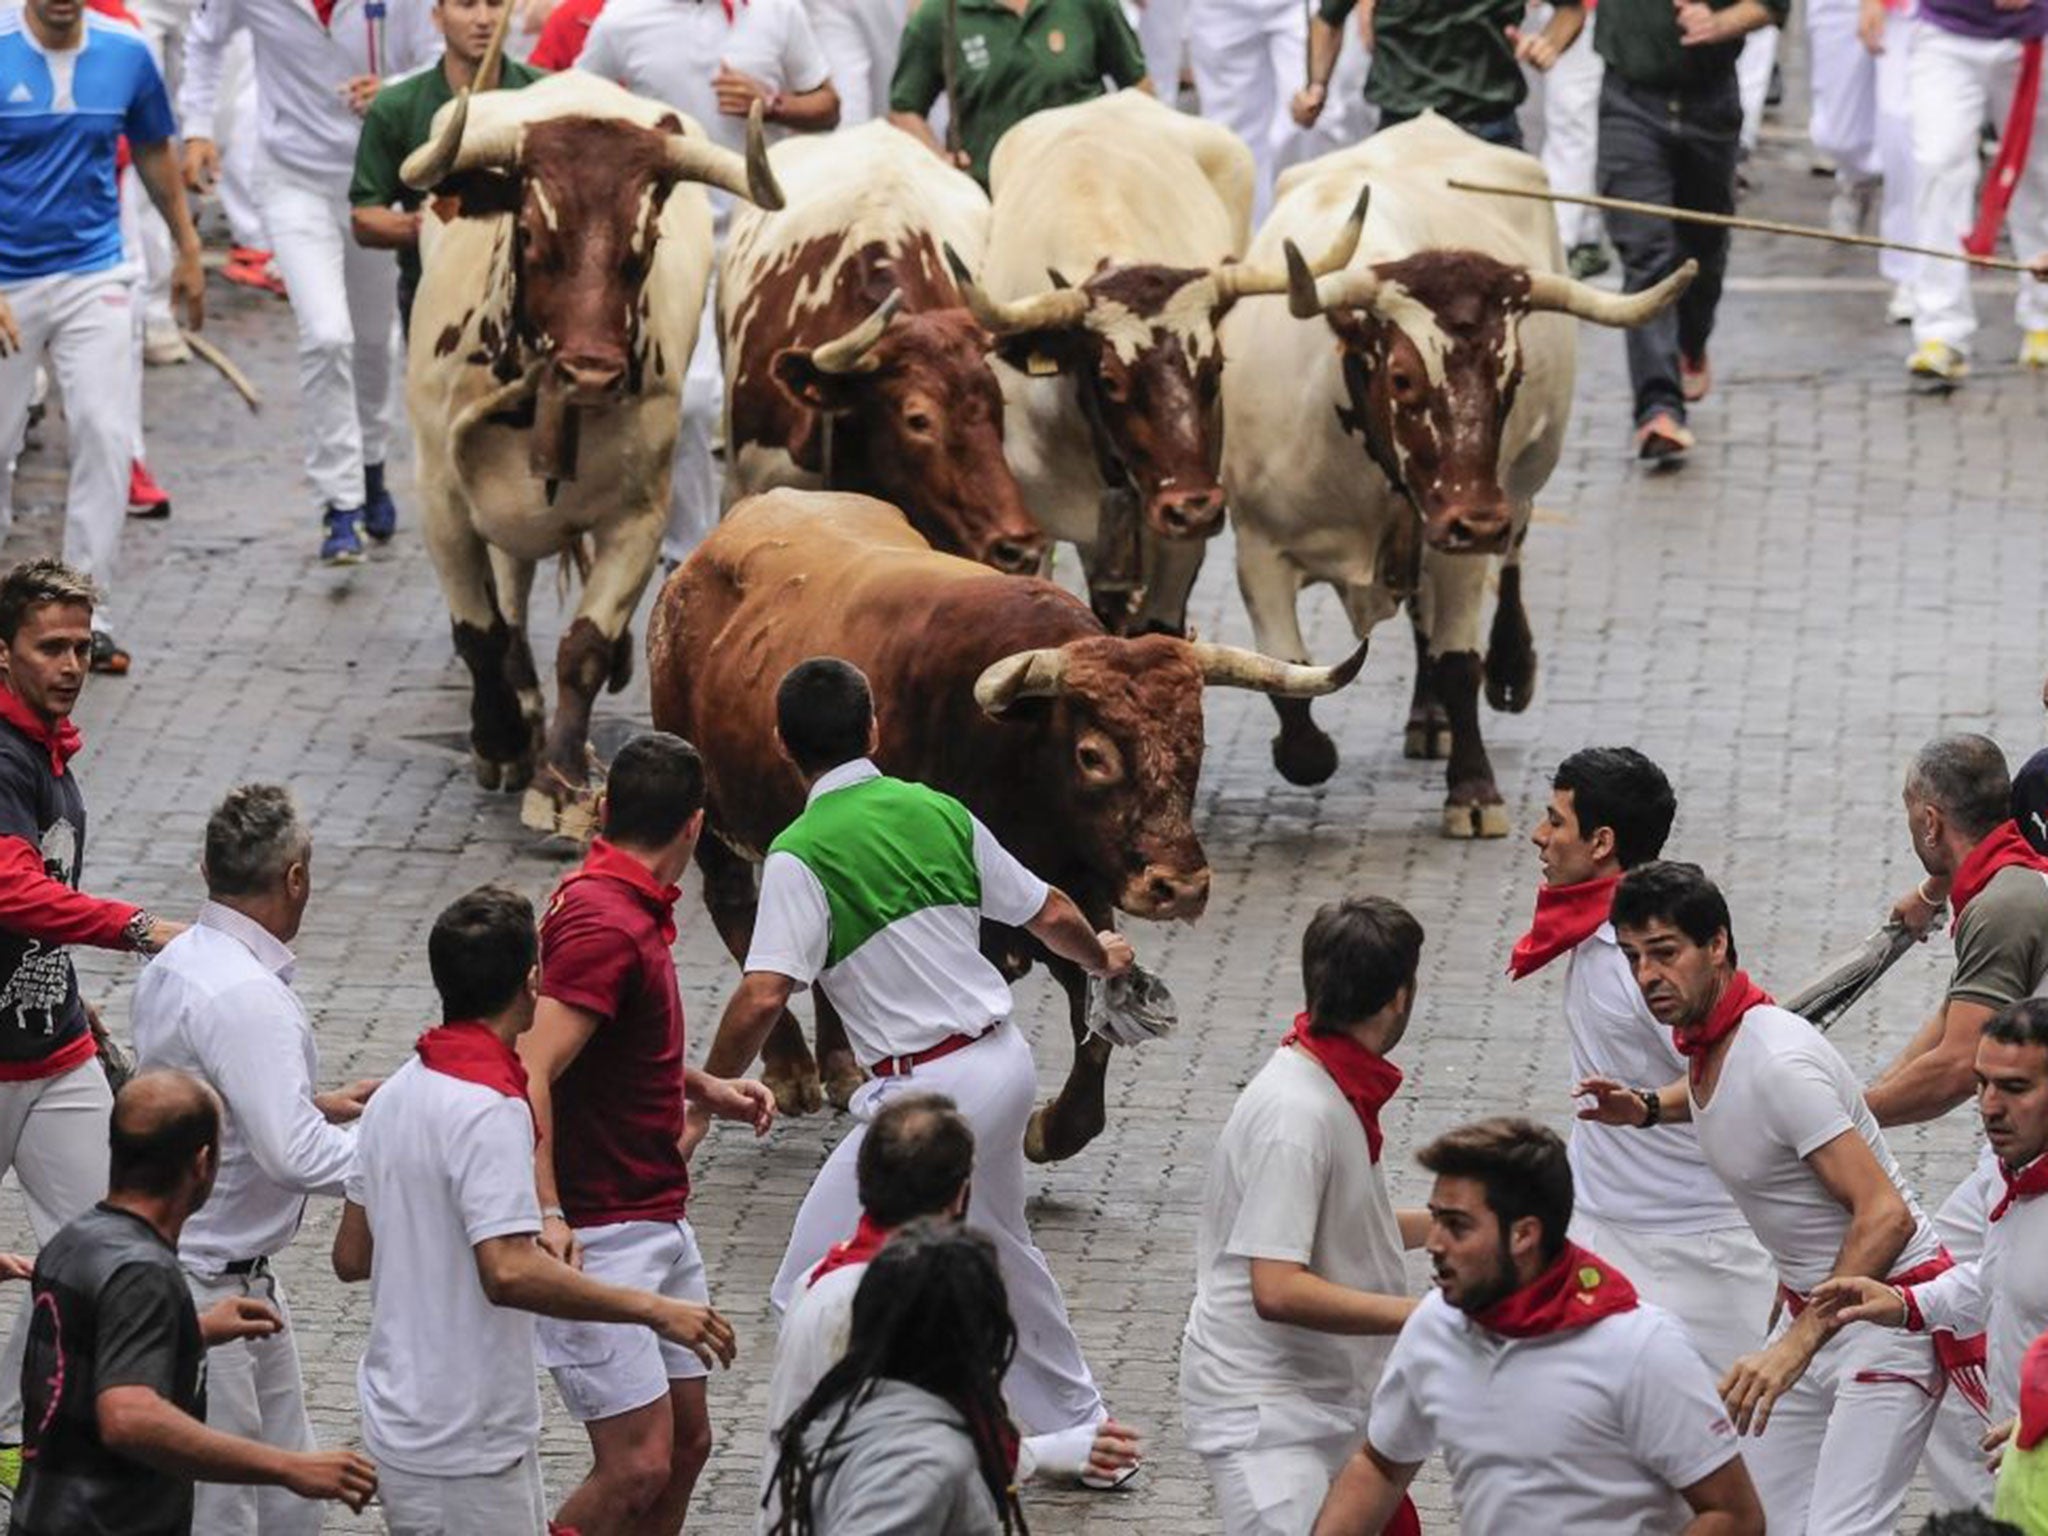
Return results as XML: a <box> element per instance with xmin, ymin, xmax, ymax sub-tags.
<box><xmin>649</xmin><ymin>489</ymin><xmax>1363</xmax><ymax>1162</ymax></box>
<box><xmin>719</xmin><ymin>120</ymin><xmax>1043</xmax><ymax>573</ymax></box>
<box><xmin>403</xmin><ymin>70</ymin><xmax>780</xmax><ymax>836</ymax></box>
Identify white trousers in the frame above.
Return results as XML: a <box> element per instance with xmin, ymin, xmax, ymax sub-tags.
<box><xmin>1808</xmin><ymin>0</ymin><xmax>1919</xmax><ymax>284</ymax></box>
<box><xmin>118</xmin><ymin>167</ymin><xmax>153</xmax><ymax>462</ymax></box>
<box><xmin>1741</xmin><ymin>1314</ymin><xmax>1944</xmax><ymax>1536</ymax></box>
<box><xmin>1534</xmin><ymin>3</ymin><xmax>1604</xmax><ymax>247</ymax></box>
<box><xmin>1738</xmin><ymin>26</ymin><xmax>1779</xmax><ymax>153</ymax></box>
<box><xmin>376</xmin><ymin>1447</ymin><xmax>548</xmax><ymax>1536</ymax></box>
<box><xmin>1125</xmin><ymin>0</ymin><xmax>1188</xmax><ymax>92</ymax></box>
<box><xmin>188</xmin><ymin>1267</ymin><xmax>321</xmax><ymax>1536</ymax></box>
<box><xmin>1568</xmin><ymin>1213</ymin><xmax>1776</xmax><ymax>1381</ymax></box>
<box><xmin>1910</xmin><ymin>23</ymin><xmax>2048</xmax><ymax>350</ymax></box>
<box><xmin>0</xmin><ymin>1060</ymin><xmax>113</xmax><ymax>1435</ymax></box>
<box><xmin>260</xmin><ymin>151</ymin><xmax>397</xmax><ymax>510</ymax></box>
<box><xmin>806</xmin><ymin>0</ymin><xmax>903</xmax><ymax>125</ymax></box>
<box><xmin>1199</xmin><ymin>1432</ymin><xmax>1355</xmax><ymax>1536</ymax></box>
<box><xmin>0</xmin><ymin>268</ymin><xmax>140</xmax><ymax>620</ymax></box>
<box><xmin>769</xmin><ymin>1023</ymin><xmax>1105</xmax><ymax>1435</ymax></box>
<box><xmin>1187</xmin><ymin>0</ymin><xmax>1310</xmax><ymax>220</ymax></box>
<box><xmin>1921</xmin><ymin>1386</ymin><xmax>1997</xmax><ymax>1512</ymax></box>
<box><xmin>664</xmin><ymin>298</ymin><xmax>722</xmax><ymax>565</ymax></box>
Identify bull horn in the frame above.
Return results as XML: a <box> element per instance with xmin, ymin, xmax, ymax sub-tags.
<box><xmin>809</xmin><ymin>290</ymin><xmax>904</xmax><ymax>376</ymax></box>
<box><xmin>401</xmin><ymin>88</ymin><xmax>475</xmax><ymax>191</ymax></box>
<box><xmin>1283</xmin><ymin>238</ymin><xmax>1383</xmax><ymax>319</ymax></box>
<box><xmin>973</xmin><ymin>647</ymin><xmax>1069</xmax><ymax>715</ymax></box>
<box><xmin>1215</xmin><ymin>183</ymin><xmax>1371</xmax><ymax>304</ymax></box>
<box><xmin>1523</xmin><ymin>258</ymin><xmax>1697</xmax><ymax>327</ymax></box>
<box><xmin>944</xmin><ymin>243</ymin><xmax>1089</xmax><ymax>336</ymax></box>
<box><xmin>664</xmin><ymin>101</ymin><xmax>785</xmax><ymax>210</ymax></box>
<box><xmin>1190</xmin><ymin>638</ymin><xmax>1369</xmax><ymax>697</ymax></box>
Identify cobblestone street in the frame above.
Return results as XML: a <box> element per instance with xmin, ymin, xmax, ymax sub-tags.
<box><xmin>7</xmin><ymin>98</ymin><xmax>2048</xmax><ymax>1533</ymax></box>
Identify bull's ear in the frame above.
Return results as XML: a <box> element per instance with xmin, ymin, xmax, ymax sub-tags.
<box><xmin>993</xmin><ymin>330</ymin><xmax>1082</xmax><ymax>378</ymax></box>
<box><xmin>771</xmin><ymin>348</ymin><xmax>863</xmax><ymax>412</ymax></box>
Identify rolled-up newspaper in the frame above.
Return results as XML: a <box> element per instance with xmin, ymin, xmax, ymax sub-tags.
<box><xmin>1782</xmin><ymin>918</ymin><xmax>1919</xmax><ymax>1032</ymax></box>
<box><xmin>1086</xmin><ymin>964</ymin><xmax>1177</xmax><ymax>1047</ymax></box>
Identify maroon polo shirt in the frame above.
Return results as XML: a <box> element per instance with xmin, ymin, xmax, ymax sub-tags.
<box><xmin>539</xmin><ymin>840</ymin><xmax>689</xmax><ymax>1227</ymax></box>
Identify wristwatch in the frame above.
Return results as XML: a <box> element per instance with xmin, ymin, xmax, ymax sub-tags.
<box><xmin>1637</xmin><ymin>1087</ymin><xmax>1662</xmax><ymax>1128</ymax></box>
<box><xmin>124</xmin><ymin>910</ymin><xmax>161</xmax><ymax>955</ymax></box>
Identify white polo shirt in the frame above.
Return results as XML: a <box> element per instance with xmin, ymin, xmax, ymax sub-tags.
<box><xmin>1180</xmin><ymin>1045</ymin><xmax>1407</xmax><ymax>1440</ymax></box>
<box><xmin>1691</xmin><ymin>1004</ymin><xmax>1941</xmax><ymax>1295</ymax></box>
<box><xmin>1368</xmin><ymin>1292</ymin><xmax>1741</xmax><ymax>1533</ymax></box>
<box><xmin>1564</xmin><ymin>926</ymin><xmax>1745</xmax><ymax>1235</ymax></box>
<box><xmin>1917</xmin><ymin>1146</ymin><xmax>2048</xmax><ymax>1422</ymax></box>
<box><xmin>348</xmin><ymin>1054</ymin><xmax>544</xmax><ymax>1477</ymax></box>
<box><xmin>133</xmin><ymin>901</ymin><xmax>356</xmax><ymax>1274</ymax></box>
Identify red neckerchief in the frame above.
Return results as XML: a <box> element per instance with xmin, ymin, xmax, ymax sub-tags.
<box><xmin>807</xmin><ymin>1212</ymin><xmax>892</xmax><ymax>1288</ymax></box>
<box><xmin>416</xmin><ymin>1021</ymin><xmax>536</xmax><ymax>1131</ymax></box>
<box><xmin>1966</xmin><ymin>39</ymin><xmax>2043</xmax><ymax>258</ymax></box>
<box><xmin>1674</xmin><ymin>971</ymin><xmax>1772</xmax><ymax>1088</ymax></box>
<box><xmin>1949</xmin><ymin>822</ymin><xmax>2048</xmax><ymax>932</ymax></box>
<box><xmin>1992</xmin><ymin>1154</ymin><xmax>2048</xmax><ymax>1223</ymax></box>
<box><xmin>566</xmin><ymin>837</ymin><xmax>682</xmax><ymax>944</ymax></box>
<box><xmin>0</xmin><ymin>684</ymin><xmax>81</xmax><ymax>778</ymax></box>
<box><xmin>1468</xmin><ymin>1242</ymin><xmax>1638</xmax><ymax>1339</ymax></box>
<box><xmin>1282</xmin><ymin>1012</ymin><xmax>1402</xmax><ymax>1163</ymax></box>
<box><xmin>1506</xmin><ymin>875</ymin><xmax>1619</xmax><ymax>980</ymax></box>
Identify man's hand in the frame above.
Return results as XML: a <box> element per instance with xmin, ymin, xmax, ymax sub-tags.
<box><xmin>538</xmin><ymin>1213</ymin><xmax>583</xmax><ymax>1270</ymax></box>
<box><xmin>147</xmin><ymin>919</ymin><xmax>188</xmax><ymax>952</ymax></box>
<box><xmin>1889</xmin><ymin>879</ymin><xmax>1947</xmax><ymax>941</ymax></box>
<box><xmin>1573</xmin><ymin>1075</ymin><xmax>1650</xmax><ymax>1126</ymax></box>
<box><xmin>649</xmin><ymin>1297</ymin><xmax>737</xmax><ymax>1369</ymax></box>
<box><xmin>182</xmin><ymin>137</ymin><xmax>221</xmax><ymax>192</ymax></box>
<box><xmin>692</xmin><ymin>1074</ymin><xmax>776</xmax><ymax>1136</ymax></box>
<box><xmin>1675</xmin><ymin>0</ymin><xmax>1733</xmax><ymax>46</ymax></box>
<box><xmin>200</xmin><ymin>1295</ymin><xmax>284</xmax><ymax>1345</ymax></box>
<box><xmin>341</xmin><ymin>75</ymin><xmax>380</xmax><ymax>116</ymax></box>
<box><xmin>1087</xmin><ymin>1419</ymin><xmax>1142</xmax><ymax>1480</ymax></box>
<box><xmin>171</xmin><ymin>245</ymin><xmax>205</xmax><ymax>332</ymax></box>
<box><xmin>314</xmin><ymin>1077</ymin><xmax>382</xmax><ymax>1124</ymax></box>
<box><xmin>1985</xmin><ymin>1415</ymin><xmax>2016</xmax><ymax>1471</ymax></box>
<box><xmin>1291</xmin><ymin>80</ymin><xmax>1328</xmax><ymax>127</ymax></box>
<box><xmin>1810</xmin><ymin>1274</ymin><xmax>1907</xmax><ymax>1328</ymax></box>
<box><xmin>1093</xmin><ymin>931</ymin><xmax>1134</xmax><ymax>979</ymax></box>
<box><xmin>1858</xmin><ymin>0</ymin><xmax>1888</xmax><ymax>51</ymax></box>
<box><xmin>1355</xmin><ymin>0</ymin><xmax>1376</xmax><ymax>52</ymax></box>
<box><xmin>0</xmin><ymin>294</ymin><xmax>19</xmax><ymax>357</ymax></box>
<box><xmin>0</xmin><ymin>1253</ymin><xmax>32</xmax><ymax>1282</ymax></box>
<box><xmin>1508</xmin><ymin>23</ymin><xmax>1561</xmax><ymax>70</ymax></box>
<box><xmin>713</xmin><ymin>61</ymin><xmax>774</xmax><ymax>119</ymax></box>
<box><xmin>1719</xmin><ymin>1331</ymin><xmax>1818</xmax><ymax>1434</ymax></box>
<box><xmin>280</xmin><ymin>1448</ymin><xmax>378</xmax><ymax>1511</ymax></box>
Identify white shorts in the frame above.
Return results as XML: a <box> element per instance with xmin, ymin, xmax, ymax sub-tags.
<box><xmin>375</xmin><ymin>1448</ymin><xmax>547</xmax><ymax>1536</ymax></box>
<box><xmin>536</xmin><ymin>1218</ymin><xmax>708</xmax><ymax>1422</ymax></box>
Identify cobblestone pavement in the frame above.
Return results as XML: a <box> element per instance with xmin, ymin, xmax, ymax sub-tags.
<box><xmin>7</xmin><ymin>83</ymin><xmax>2047</xmax><ymax>1535</ymax></box>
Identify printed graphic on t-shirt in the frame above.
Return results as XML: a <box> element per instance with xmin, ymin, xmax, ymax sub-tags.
<box><xmin>0</xmin><ymin>818</ymin><xmax>78</xmax><ymax>1030</ymax></box>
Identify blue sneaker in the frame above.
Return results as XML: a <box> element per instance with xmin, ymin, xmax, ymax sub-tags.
<box><xmin>362</xmin><ymin>461</ymin><xmax>398</xmax><ymax>542</ymax></box>
<box><xmin>321</xmin><ymin>507</ymin><xmax>366</xmax><ymax>565</ymax></box>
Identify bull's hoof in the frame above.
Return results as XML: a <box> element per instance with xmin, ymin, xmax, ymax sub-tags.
<box><xmin>1404</xmin><ymin>720</ymin><xmax>1452</xmax><ymax>760</ymax></box>
<box><xmin>1484</xmin><ymin>647</ymin><xmax>1538</xmax><ymax>714</ymax></box>
<box><xmin>520</xmin><ymin>784</ymin><xmax>598</xmax><ymax>841</ymax></box>
<box><xmin>1272</xmin><ymin>729</ymin><xmax>1339</xmax><ymax>787</ymax></box>
<box><xmin>473</xmin><ymin>753</ymin><xmax>534</xmax><ymax>794</ymax></box>
<box><xmin>764</xmin><ymin>1057</ymin><xmax>826</xmax><ymax>1117</ymax></box>
<box><xmin>1023</xmin><ymin>1100</ymin><xmax>1105</xmax><ymax>1164</ymax></box>
<box><xmin>1441</xmin><ymin>798</ymin><xmax>1511</xmax><ymax>840</ymax></box>
<box><xmin>821</xmin><ymin>1050</ymin><xmax>865</xmax><ymax>1113</ymax></box>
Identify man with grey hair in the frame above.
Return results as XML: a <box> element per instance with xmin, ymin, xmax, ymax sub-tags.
<box><xmin>1874</xmin><ymin>734</ymin><xmax>2048</xmax><ymax>1126</ymax></box>
<box><xmin>132</xmin><ymin>782</ymin><xmax>380</xmax><ymax>1536</ymax></box>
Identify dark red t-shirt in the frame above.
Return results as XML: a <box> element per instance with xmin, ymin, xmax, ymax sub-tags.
<box><xmin>529</xmin><ymin>0</ymin><xmax>605</xmax><ymax>70</ymax></box>
<box><xmin>539</xmin><ymin>863</ymin><xmax>688</xmax><ymax>1226</ymax></box>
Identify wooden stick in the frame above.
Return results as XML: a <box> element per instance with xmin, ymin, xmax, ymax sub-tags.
<box><xmin>1446</xmin><ymin>177</ymin><xmax>2038</xmax><ymax>274</ymax></box>
<box><xmin>181</xmin><ymin>330</ymin><xmax>262</xmax><ymax>413</ymax></box>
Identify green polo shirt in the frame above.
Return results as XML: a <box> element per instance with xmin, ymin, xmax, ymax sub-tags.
<box><xmin>1321</xmin><ymin>0</ymin><xmax>1558</xmax><ymax>126</ymax></box>
<box><xmin>889</xmin><ymin>0</ymin><xmax>1148</xmax><ymax>187</ymax></box>
<box><xmin>349</xmin><ymin>57</ymin><xmax>547</xmax><ymax>290</ymax></box>
<box><xmin>1595</xmin><ymin>0</ymin><xmax>1789</xmax><ymax>91</ymax></box>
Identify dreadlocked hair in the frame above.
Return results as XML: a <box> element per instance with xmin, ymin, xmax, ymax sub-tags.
<box><xmin>764</xmin><ymin>1220</ymin><xmax>1030</xmax><ymax>1535</ymax></box>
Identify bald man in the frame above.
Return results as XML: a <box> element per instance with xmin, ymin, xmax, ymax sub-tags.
<box><xmin>11</xmin><ymin>1071</ymin><xmax>377</xmax><ymax>1536</ymax></box>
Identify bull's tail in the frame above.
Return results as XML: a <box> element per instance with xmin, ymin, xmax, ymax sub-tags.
<box><xmin>555</xmin><ymin>534</ymin><xmax>595</xmax><ymax>600</ymax></box>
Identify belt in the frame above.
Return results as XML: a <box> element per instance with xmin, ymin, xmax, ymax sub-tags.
<box><xmin>220</xmin><ymin>1256</ymin><xmax>271</xmax><ymax>1278</ymax></box>
<box><xmin>871</xmin><ymin>1022</ymin><xmax>1000</xmax><ymax>1079</ymax></box>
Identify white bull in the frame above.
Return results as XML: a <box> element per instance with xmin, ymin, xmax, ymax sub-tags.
<box><xmin>1221</xmin><ymin>114</ymin><xmax>1691</xmax><ymax>837</ymax></box>
<box><xmin>403</xmin><ymin>72</ymin><xmax>780</xmax><ymax>836</ymax></box>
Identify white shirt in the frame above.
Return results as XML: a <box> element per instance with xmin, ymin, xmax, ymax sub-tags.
<box><xmin>1917</xmin><ymin>1146</ymin><xmax>2048</xmax><ymax>1422</ymax></box>
<box><xmin>1369</xmin><ymin>1293</ymin><xmax>1741</xmax><ymax>1534</ymax></box>
<box><xmin>1564</xmin><ymin>926</ymin><xmax>1745</xmax><ymax>1235</ymax></box>
<box><xmin>1692</xmin><ymin>1004</ymin><xmax>1941</xmax><ymax>1295</ymax></box>
<box><xmin>745</xmin><ymin>760</ymin><xmax>1050</xmax><ymax>1064</ymax></box>
<box><xmin>348</xmin><ymin>1055</ymin><xmax>544</xmax><ymax>1476</ymax></box>
<box><xmin>759</xmin><ymin>1260</ymin><xmax>863</xmax><ymax>1533</ymax></box>
<box><xmin>182</xmin><ymin>0</ymin><xmax>437</xmax><ymax>181</ymax></box>
<box><xmin>133</xmin><ymin>902</ymin><xmax>355</xmax><ymax>1274</ymax></box>
<box><xmin>1179</xmin><ymin>1046</ymin><xmax>1407</xmax><ymax>1435</ymax></box>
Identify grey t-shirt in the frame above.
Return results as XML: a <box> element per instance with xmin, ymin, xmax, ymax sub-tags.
<box><xmin>1950</xmin><ymin>865</ymin><xmax>2048</xmax><ymax>1010</ymax></box>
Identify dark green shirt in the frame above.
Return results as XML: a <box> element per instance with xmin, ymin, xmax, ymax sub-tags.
<box><xmin>349</xmin><ymin>58</ymin><xmax>546</xmax><ymax>288</ymax></box>
<box><xmin>889</xmin><ymin>0</ymin><xmax>1148</xmax><ymax>187</ymax></box>
<box><xmin>1321</xmin><ymin>0</ymin><xmax>1556</xmax><ymax>126</ymax></box>
<box><xmin>1595</xmin><ymin>0</ymin><xmax>1790</xmax><ymax>91</ymax></box>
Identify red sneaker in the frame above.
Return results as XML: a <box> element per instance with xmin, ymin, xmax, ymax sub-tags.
<box><xmin>127</xmin><ymin>459</ymin><xmax>171</xmax><ymax>519</ymax></box>
<box><xmin>222</xmin><ymin>246</ymin><xmax>288</xmax><ymax>298</ymax></box>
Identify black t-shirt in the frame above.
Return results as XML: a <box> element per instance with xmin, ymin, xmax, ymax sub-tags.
<box><xmin>0</xmin><ymin>716</ymin><xmax>91</xmax><ymax>1064</ymax></box>
<box><xmin>10</xmin><ymin>1204</ymin><xmax>206</xmax><ymax>1536</ymax></box>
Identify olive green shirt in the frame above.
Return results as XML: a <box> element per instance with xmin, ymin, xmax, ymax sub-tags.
<box><xmin>1595</xmin><ymin>0</ymin><xmax>1790</xmax><ymax>91</ymax></box>
<box><xmin>889</xmin><ymin>0</ymin><xmax>1148</xmax><ymax>187</ymax></box>
<box><xmin>349</xmin><ymin>57</ymin><xmax>547</xmax><ymax>289</ymax></box>
<box><xmin>1320</xmin><ymin>0</ymin><xmax>1562</xmax><ymax>126</ymax></box>
<box><xmin>1948</xmin><ymin>864</ymin><xmax>2048</xmax><ymax>1010</ymax></box>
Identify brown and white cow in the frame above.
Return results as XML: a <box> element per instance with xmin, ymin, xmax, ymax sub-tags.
<box><xmin>718</xmin><ymin>121</ymin><xmax>1043</xmax><ymax>573</ymax></box>
<box><xmin>1221</xmin><ymin>115</ymin><xmax>1691</xmax><ymax>837</ymax></box>
<box><xmin>953</xmin><ymin>90</ymin><xmax>1361</xmax><ymax>636</ymax></box>
<box><xmin>402</xmin><ymin>73</ymin><xmax>781</xmax><ymax>836</ymax></box>
<box><xmin>648</xmin><ymin>488</ymin><xmax>1363</xmax><ymax>1160</ymax></box>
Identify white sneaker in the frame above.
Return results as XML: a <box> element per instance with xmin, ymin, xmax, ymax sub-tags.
<box><xmin>142</xmin><ymin>322</ymin><xmax>190</xmax><ymax>366</ymax></box>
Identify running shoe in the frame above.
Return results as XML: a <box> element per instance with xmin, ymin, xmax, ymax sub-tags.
<box><xmin>222</xmin><ymin>246</ymin><xmax>288</xmax><ymax>298</ymax></box>
<box><xmin>89</xmin><ymin>630</ymin><xmax>130</xmax><ymax>675</ymax></box>
<box><xmin>362</xmin><ymin>462</ymin><xmax>398</xmax><ymax>542</ymax></box>
<box><xmin>1566</xmin><ymin>242</ymin><xmax>1611</xmax><ymax>280</ymax></box>
<box><xmin>1907</xmin><ymin>339</ymin><xmax>1967</xmax><ymax>391</ymax></box>
<box><xmin>1634</xmin><ymin>412</ymin><xmax>1694</xmax><ymax>465</ymax></box>
<box><xmin>127</xmin><ymin>459</ymin><xmax>171</xmax><ymax>519</ymax></box>
<box><xmin>2022</xmin><ymin>330</ymin><xmax>2048</xmax><ymax>370</ymax></box>
<box><xmin>321</xmin><ymin>507</ymin><xmax>367</xmax><ymax>566</ymax></box>
<box><xmin>142</xmin><ymin>321</ymin><xmax>190</xmax><ymax>366</ymax></box>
